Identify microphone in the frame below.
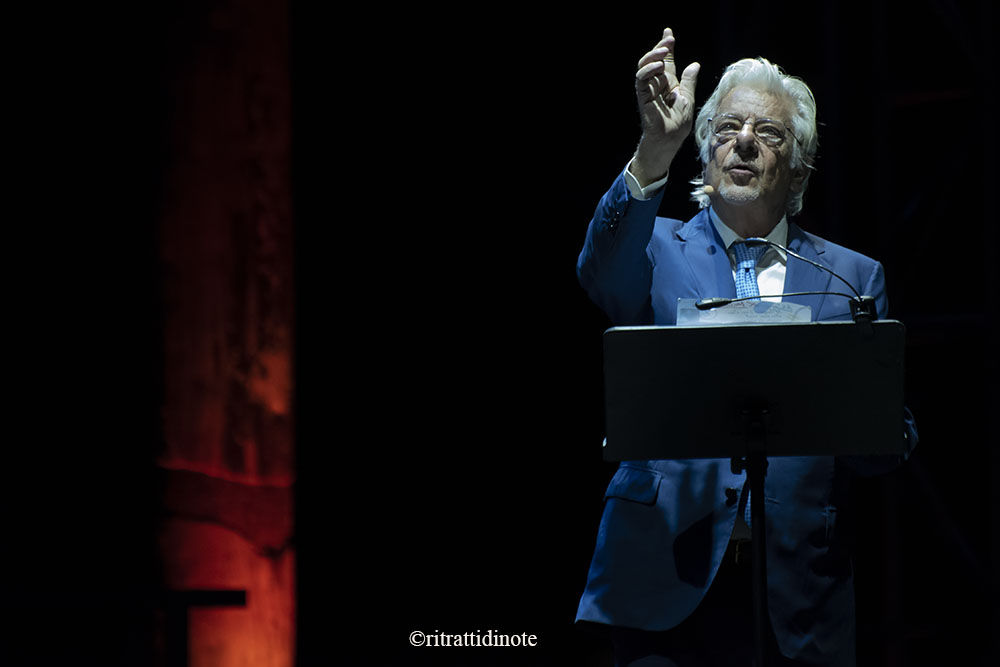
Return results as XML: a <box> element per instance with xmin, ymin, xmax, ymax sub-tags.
<box><xmin>695</xmin><ymin>237</ymin><xmax>879</xmax><ymax>323</ymax></box>
<box><xmin>694</xmin><ymin>291</ymin><xmax>860</xmax><ymax>309</ymax></box>
<box><xmin>703</xmin><ymin>185</ymin><xmax>715</xmax><ymax>194</ymax></box>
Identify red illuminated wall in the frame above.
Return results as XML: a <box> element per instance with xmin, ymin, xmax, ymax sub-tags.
<box><xmin>157</xmin><ymin>1</ymin><xmax>294</xmax><ymax>665</ymax></box>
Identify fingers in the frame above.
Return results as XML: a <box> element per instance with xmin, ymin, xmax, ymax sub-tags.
<box><xmin>659</xmin><ymin>29</ymin><xmax>676</xmax><ymax>68</ymax></box>
<box><xmin>636</xmin><ymin>51</ymin><xmax>668</xmax><ymax>81</ymax></box>
<box><xmin>637</xmin><ymin>29</ymin><xmax>699</xmax><ymax>110</ymax></box>
<box><xmin>656</xmin><ymin>28</ymin><xmax>677</xmax><ymax>81</ymax></box>
<box><xmin>655</xmin><ymin>27</ymin><xmax>676</xmax><ymax>57</ymax></box>
<box><xmin>636</xmin><ymin>50</ymin><xmax>669</xmax><ymax>106</ymax></box>
<box><xmin>636</xmin><ymin>58</ymin><xmax>666</xmax><ymax>82</ymax></box>
<box><xmin>677</xmin><ymin>61</ymin><xmax>700</xmax><ymax>102</ymax></box>
<box><xmin>637</xmin><ymin>28</ymin><xmax>677</xmax><ymax>79</ymax></box>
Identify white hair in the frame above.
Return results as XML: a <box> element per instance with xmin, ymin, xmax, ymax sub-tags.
<box><xmin>689</xmin><ymin>57</ymin><xmax>819</xmax><ymax>216</ymax></box>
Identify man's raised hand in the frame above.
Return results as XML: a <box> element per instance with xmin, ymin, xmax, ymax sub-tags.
<box><xmin>632</xmin><ymin>28</ymin><xmax>700</xmax><ymax>186</ymax></box>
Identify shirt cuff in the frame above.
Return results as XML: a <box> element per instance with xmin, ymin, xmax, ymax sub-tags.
<box><xmin>624</xmin><ymin>159</ymin><xmax>669</xmax><ymax>201</ymax></box>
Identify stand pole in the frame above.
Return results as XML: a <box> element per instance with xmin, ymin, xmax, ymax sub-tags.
<box><xmin>737</xmin><ymin>408</ymin><xmax>769</xmax><ymax>667</ymax></box>
<box><xmin>749</xmin><ymin>449</ymin><xmax>768</xmax><ymax>667</ymax></box>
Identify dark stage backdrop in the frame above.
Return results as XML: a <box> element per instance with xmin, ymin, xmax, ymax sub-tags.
<box><xmin>295</xmin><ymin>3</ymin><xmax>996</xmax><ymax>666</ymax></box>
<box><xmin>4</xmin><ymin>1</ymin><xmax>995</xmax><ymax>666</ymax></box>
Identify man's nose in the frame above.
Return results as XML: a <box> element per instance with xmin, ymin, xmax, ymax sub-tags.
<box><xmin>734</xmin><ymin>120</ymin><xmax>758</xmax><ymax>156</ymax></box>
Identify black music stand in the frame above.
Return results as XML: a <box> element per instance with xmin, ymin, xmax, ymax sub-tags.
<box><xmin>601</xmin><ymin>320</ymin><xmax>908</xmax><ymax>667</ymax></box>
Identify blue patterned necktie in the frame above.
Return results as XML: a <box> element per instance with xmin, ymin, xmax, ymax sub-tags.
<box><xmin>732</xmin><ymin>241</ymin><xmax>767</xmax><ymax>300</ymax></box>
<box><xmin>731</xmin><ymin>240</ymin><xmax>767</xmax><ymax>530</ymax></box>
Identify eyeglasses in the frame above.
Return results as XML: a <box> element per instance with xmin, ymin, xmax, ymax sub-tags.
<box><xmin>708</xmin><ymin>114</ymin><xmax>799</xmax><ymax>147</ymax></box>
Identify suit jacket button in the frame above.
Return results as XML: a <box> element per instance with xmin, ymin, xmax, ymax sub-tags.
<box><xmin>725</xmin><ymin>488</ymin><xmax>738</xmax><ymax>506</ymax></box>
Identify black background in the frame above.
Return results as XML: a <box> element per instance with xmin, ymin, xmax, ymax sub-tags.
<box><xmin>4</xmin><ymin>1</ymin><xmax>996</xmax><ymax>666</ymax></box>
<box><xmin>294</xmin><ymin>3</ymin><xmax>996</xmax><ymax>666</ymax></box>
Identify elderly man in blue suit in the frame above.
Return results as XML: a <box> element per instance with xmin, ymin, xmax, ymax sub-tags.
<box><xmin>575</xmin><ymin>28</ymin><xmax>918</xmax><ymax>667</ymax></box>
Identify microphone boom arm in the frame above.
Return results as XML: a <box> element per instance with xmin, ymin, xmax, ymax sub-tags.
<box><xmin>743</xmin><ymin>237</ymin><xmax>864</xmax><ymax>302</ymax></box>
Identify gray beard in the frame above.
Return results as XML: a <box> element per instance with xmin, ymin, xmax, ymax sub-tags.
<box><xmin>719</xmin><ymin>182</ymin><xmax>761</xmax><ymax>204</ymax></box>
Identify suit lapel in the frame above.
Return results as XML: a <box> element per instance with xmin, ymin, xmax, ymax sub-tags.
<box><xmin>678</xmin><ymin>210</ymin><xmax>736</xmax><ymax>300</ymax></box>
<box><xmin>784</xmin><ymin>223</ymin><xmax>832</xmax><ymax>320</ymax></box>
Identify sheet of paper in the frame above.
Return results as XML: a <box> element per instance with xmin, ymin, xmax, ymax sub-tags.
<box><xmin>676</xmin><ymin>298</ymin><xmax>812</xmax><ymax>326</ymax></box>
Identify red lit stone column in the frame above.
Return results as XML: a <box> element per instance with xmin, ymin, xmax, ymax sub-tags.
<box><xmin>157</xmin><ymin>2</ymin><xmax>294</xmax><ymax>665</ymax></box>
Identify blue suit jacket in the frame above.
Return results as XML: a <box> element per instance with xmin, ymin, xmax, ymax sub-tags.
<box><xmin>575</xmin><ymin>172</ymin><xmax>917</xmax><ymax>665</ymax></box>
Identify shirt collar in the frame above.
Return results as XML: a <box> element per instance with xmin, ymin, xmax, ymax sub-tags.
<box><xmin>708</xmin><ymin>207</ymin><xmax>788</xmax><ymax>261</ymax></box>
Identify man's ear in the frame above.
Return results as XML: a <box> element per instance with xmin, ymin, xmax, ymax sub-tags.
<box><xmin>789</xmin><ymin>167</ymin><xmax>808</xmax><ymax>193</ymax></box>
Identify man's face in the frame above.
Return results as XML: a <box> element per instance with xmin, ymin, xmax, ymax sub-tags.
<box><xmin>704</xmin><ymin>86</ymin><xmax>803</xmax><ymax>214</ymax></box>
